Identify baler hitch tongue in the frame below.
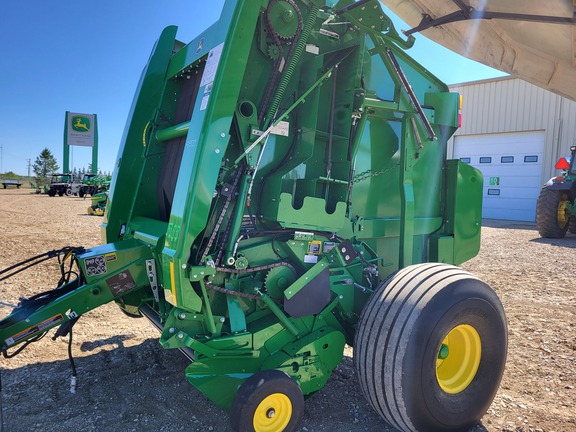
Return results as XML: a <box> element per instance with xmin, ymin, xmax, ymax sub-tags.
<box><xmin>0</xmin><ymin>240</ymin><xmax>152</xmax><ymax>358</ymax></box>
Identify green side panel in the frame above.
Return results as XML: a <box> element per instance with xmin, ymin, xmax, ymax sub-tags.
<box><xmin>276</xmin><ymin>193</ymin><xmax>347</xmax><ymax>231</ymax></box>
<box><xmin>161</xmin><ymin>1</ymin><xmax>262</xmax><ymax>311</ymax></box>
<box><xmin>445</xmin><ymin>159</ymin><xmax>483</xmax><ymax>264</ymax></box>
<box><xmin>424</xmin><ymin>92</ymin><xmax>459</xmax><ymax>129</ymax></box>
<box><xmin>102</xmin><ymin>26</ymin><xmax>178</xmax><ymax>243</ymax></box>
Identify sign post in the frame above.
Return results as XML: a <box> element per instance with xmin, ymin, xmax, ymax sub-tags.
<box><xmin>63</xmin><ymin>112</ymin><xmax>98</xmax><ymax>174</ymax></box>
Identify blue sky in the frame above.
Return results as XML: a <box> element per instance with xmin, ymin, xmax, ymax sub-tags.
<box><xmin>0</xmin><ymin>1</ymin><xmax>506</xmax><ymax>176</ymax></box>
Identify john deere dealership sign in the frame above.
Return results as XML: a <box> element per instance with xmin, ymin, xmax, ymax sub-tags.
<box><xmin>63</xmin><ymin>111</ymin><xmax>99</xmax><ymax>173</ymax></box>
<box><xmin>65</xmin><ymin>112</ymin><xmax>97</xmax><ymax>147</ymax></box>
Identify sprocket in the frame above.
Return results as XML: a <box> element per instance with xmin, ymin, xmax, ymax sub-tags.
<box><xmin>264</xmin><ymin>265</ymin><xmax>296</xmax><ymax>299</ymax></box>
<box><xmin>267</xmin><ymin>0</ymin><xmax>299</xmax><ymax>40</ymax></box>
<box><xmin>266</xmin><ymin>44</ymin><xmax>281</xmax><ymax>61</ymax></box>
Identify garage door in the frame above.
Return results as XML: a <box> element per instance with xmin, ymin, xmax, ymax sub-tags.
<box><xmin>453</xmin><ymin>131</ymin><xmax>544</xmax><ymax>222</ymax></box>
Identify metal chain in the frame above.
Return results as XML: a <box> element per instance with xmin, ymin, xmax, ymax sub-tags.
<box><xmin>352</xmin><ymin>163</ymin><xmax>399</xmax><ymax>183</ymax></box>
<box><xmin>200</xmin><ymin>167</ymin><xmax>244</xmax><ymax>264</ymax></box>
<box><xmin>205</xmin><ymin>281</ymin><xmax>263</xmax><ymax>301</ymax></box>
<box><xmin>205</xmin><ymin>261</ymin><xmax>295</xmax><ymax>302</ymax></box>
<box><xmin>216</xmin><ymin>261</ymin><xmax>296</xmax><ymax>275</ymax></box>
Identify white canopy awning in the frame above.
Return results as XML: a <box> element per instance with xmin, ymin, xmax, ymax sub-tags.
<box><xmin>382</xmin><ymin>0</ymin><xmax>576</xmax><ymax>100</ymax></box>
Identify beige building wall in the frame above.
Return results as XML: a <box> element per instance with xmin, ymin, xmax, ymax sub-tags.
<box><xmin>448</xmin><ymin>76</ymin><xmax>576</xmax><ymax>182</ymax></box>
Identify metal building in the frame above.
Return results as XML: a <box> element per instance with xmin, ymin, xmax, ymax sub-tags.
<box><xmin>448</xmin><ymin>77</ymin><xmax>576</xmax><ymax>222</ymax></box>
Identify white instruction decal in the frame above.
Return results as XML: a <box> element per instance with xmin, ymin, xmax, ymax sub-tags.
<box><xmin>200</xmin><ymin>42</ymin><xmax>224</xmax><ymax>87</ymax></box>
<box><xmin>271</xmin><ymin>121</ymin><xmax>290</xmax><ymax>137</ymax></box>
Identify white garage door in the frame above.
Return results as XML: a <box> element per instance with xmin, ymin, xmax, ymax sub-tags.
<box><xmin>453</xmin><ymin>131</ymin><xmax>544</xmax><ymax>222</ymax></box>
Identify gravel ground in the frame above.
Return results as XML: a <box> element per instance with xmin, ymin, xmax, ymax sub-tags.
<box><xmin>0</xmin><ymin>189</ymin><xmax>574</xmax><ymax>431</ymax></box>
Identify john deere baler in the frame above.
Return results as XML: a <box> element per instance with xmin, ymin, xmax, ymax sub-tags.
<box><xmin>1</xmin><ymin>1</ymin><xmax>507</xmax><ymax>431</ymax></box>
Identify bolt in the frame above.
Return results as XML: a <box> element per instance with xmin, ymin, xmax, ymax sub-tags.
<box><xmin>181</xmin><ymin>264</ymin><xmax>187</xmax><ymax>269</ymax></box>
<box><xmin>200</xmin><ymin>271</ymin><xmax>205</xmax><ymax>275</ymax></box>
<box><xmin>178</xmin><ymin>313</ymin><xmax>186</xmax><ymax>320</ymax></box>
<box><xmin>215</xmin><ymin>148</ymin><xmax>220</xmax><ymax>154</ymax></box>
<box><xmin>341</xmin><ymin>247</ymin><xmax>347</xmax><ymax>253</ymax></box>
<box><xmin>177</xmin><ymin>332</ymin><xmax>184</xmax><ymax>339</ymax></box>
<box><xmin>169</xmin><ymin>327</ymin><xmax>175</xmax><ymax>334</ymax></box>
<box><xmin>266</xmin><ymin>408</ymin><xmax>276</xmax><ymax>419</ymax></box>
<box><xmin>193</xmin><ymin>274</ymin><xmax>198</xmax><ymax>278</ymax></box>
<box><xmin>345</xmin><ymin>255</ymin><xmax>350</xmax><ymax>260</ymax></box>
<box><xmin>339</xmin><ymin>295</ymin><xmax>343</xmax><ymax>299</ymax></box>
<box><xmin>220</xmin><ymin>132</ymin><xmax>226</xmax><ymax>138</ymax></box>
<box><xmin>220</xmin><ymin>317</ymin><xmax>225</xmax><ymax>323</ymax></box>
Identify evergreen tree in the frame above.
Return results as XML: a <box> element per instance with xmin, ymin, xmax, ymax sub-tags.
<box><xmin>32</xmin><ymin>148</ymin><xmax>59</xmax><ymax>187</ymax></box>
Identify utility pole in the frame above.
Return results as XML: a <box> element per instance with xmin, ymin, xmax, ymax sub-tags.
<box><xmin>0</xmin><ymin>143</ymin><xmax>3</xmax><ymax>174</ymax></box>
<box><xmin>27</xmin><ymin>158</ymin><xmax>31</xmax><ymax>179</ymax></box>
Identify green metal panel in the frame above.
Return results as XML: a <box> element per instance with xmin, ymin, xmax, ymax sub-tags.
<box><xmin>102</xmin><ymin>25</ymin><xmax>178</xmax><ymax>243</ymax></box>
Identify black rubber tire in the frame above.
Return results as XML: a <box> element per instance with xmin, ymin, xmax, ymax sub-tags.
<box><xmin>48</xmin><ymin>189</ymin><xmax>56</xmax><ymax>197</ymax></box>
<box><xmin>65</xmin><ymin>188</ymin><xmax>73</xmax><ymax>197</ymax></box>
<box><xmin>536</xmin><ymin>188</ymin><xmax>569</xmax><ymax>238</ymax></box>
<box><xmin>354</xmin><ymin>263</ymin><xmax>507</xmax><ymax>432</ymax></box>
<box><xmin>230</xmin><ymin>370</ymin><xmax>304</xmax><ymax>432</ymax></box>
<box><xmin>78</xmin><ymin>188</ymin><xmax>85</xmax><ymax>198</ymax></box>
<box><xmin>58</xmin><ymin>190</ymin><xmax>64</xmax><ymax>196</ymax></box>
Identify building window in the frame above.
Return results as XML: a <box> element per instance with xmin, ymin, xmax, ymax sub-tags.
<box><xmin>460</xmin><ymin>157</ymin><xmax>471</xmax><ymax>163</ymax></box>
<box><xmin>524</xmin><ymin>155</ymin><xmax>538</xmax><ymax>163</ymax></box>
<box><xmin>501</xmin><ymin>156</ymin><xmax>514</xmax><ymax>163</ymax></box>
<box><xmin>479</xmin><ymin>157</ymin><xmax>492</xmax><ymax>163</ymax></box>
<box><xmin>487</xmin><ymin>189</ymin><xmax>501</xmax><ymax>196</ymax></box>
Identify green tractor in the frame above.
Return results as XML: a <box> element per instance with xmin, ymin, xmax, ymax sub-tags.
<box><xmin>536</xmin><ymin>145</ymin><xmax>576</xmax><ymax>238</ymax></box>
<box><xmin>0</xmin><ymin>1</ymin><xmax>507</xmax><ymax>431</ymax></box>
<box><xmin>78</xmin><ymin>173</ymin><xmax>111</xmax><ymax>197</ymax></box>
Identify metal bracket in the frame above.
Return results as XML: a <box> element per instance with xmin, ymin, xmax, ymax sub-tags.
<box><xmin>405</xmin><ymin>0</ymin><xmax>576</xmax><ymax>36</ymax></box>
<box><xmin>146</xmin><ymin>259</ymin><xmax>160</xmax><ymax>302</ymax></box>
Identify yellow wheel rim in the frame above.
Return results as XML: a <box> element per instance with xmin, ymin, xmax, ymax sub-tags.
<box><xmin>558</xmin><ymin>198</ymin><xmax>569</xmax><ymax>228</ymax></box>
<box><xmin>436</xmin><ymin>324</ymin><xmax>481</xmax><ymax>394</ymax></box>
<box><xmin>253</xmin><ymin>393</ymin><xmax>292</xmax><ymax>432</ymax></box>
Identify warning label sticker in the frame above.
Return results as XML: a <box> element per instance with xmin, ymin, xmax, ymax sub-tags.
<box><xmin>106</xmin><ymin>270</ymin><xmax>137</xmax><ymax>297</ymax></box>
<box><xmin>85</xmin><ymin>255</ymin><xmax>107</xmax><ymax>276</ymax></box>
<box><xmin>5</xmin><ymin>314</ymin><xmax>64</xmax><ymax>346</ymax></box>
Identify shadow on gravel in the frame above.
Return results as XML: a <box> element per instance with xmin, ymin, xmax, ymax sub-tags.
<box><xmin>482</xmin><ymin>219</ymin><xmax>538</xmax><ymax>231</ymax></box>
<box><xmin>530</xmin><ymin>237</ymin><xmax>576</xmax><ymax>248</ymax></box>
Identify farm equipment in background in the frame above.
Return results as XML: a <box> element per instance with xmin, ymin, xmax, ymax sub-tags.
<box><xmin>0</xmin><ymin>1</ymin><xmax>508</xmax><ymax>431</ymax></box>
<box><xmin>87</xmin><ymin>191</ymin><xmax>108</xmax><ymax>216</ymax></box>
<box><xmin>47</xmin><ymin>173</ymin><xmax>81</xmax><ymax>197</ymax></box>
<box><xmin>536</xmin><ymin>145</ymin><xmax>576</xmax><ymax>238</ymax></box>
<box><xmin>78</xmin><ymin>173</ymin><xmax>112</xmax><ymax>198</ymax></box>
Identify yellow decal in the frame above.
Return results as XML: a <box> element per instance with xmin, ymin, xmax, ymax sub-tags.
<box><xmin>170</xmin><ymin>261</ymin><xmax>177</xmax><ymax>306</ymax></box>
<box><xmin>105</xmin><ymin>253</ymin><xmax>117</xmax><ymax>262</ymax></box>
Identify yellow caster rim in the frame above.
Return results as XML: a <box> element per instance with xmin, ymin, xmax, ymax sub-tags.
<box><xmin>253</xmin><ymin>393</ymin><xmax>292</xmax><ymax>432</ymax></box>
<box><xmin>436</xmin><ymin>324</ymin><xmax>481</xmax><ymax>394</ymax></box>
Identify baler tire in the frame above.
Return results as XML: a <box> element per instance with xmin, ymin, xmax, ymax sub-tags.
<box><xmin>354</xmin><ymin>263</ymin><xmax>507</xmax><ymax>432</ymax></box>
<box><xmin>230</xmin><ymin>369</ymin><xmax>304</xmax><ymax>432</ymax></box>
<box><xmin>536</xmin><ymin>188</ymin><xmax>569</xmax><ymax>238</ymax></box>
<box><xmin>65</xmin><ymin>188</ymin><xmax>73</xmax><ymax>196</ymax></box>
